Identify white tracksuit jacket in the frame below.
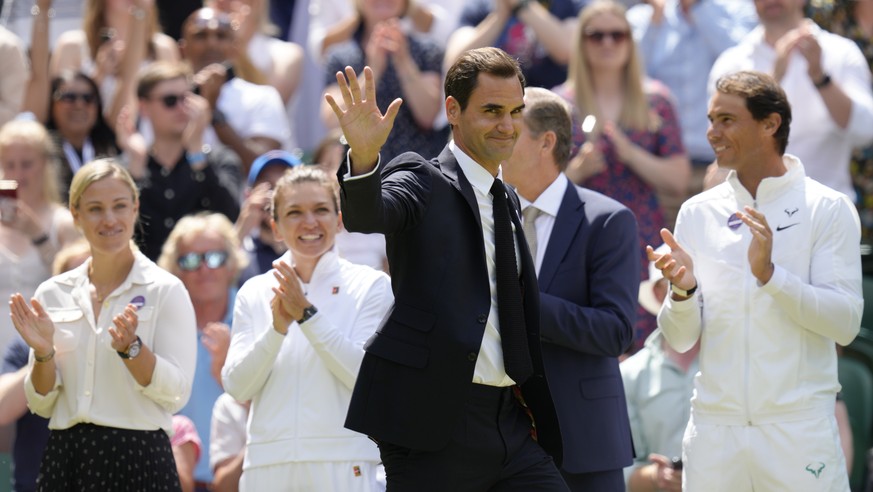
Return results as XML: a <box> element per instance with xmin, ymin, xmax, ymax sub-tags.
<box><xmin>659</xmin><ymin>155</ymin><xmax>862</xmax><ymax>426</ymax></box>
<box><xmin>223</xmin><ymin>249</ymin><xmax>393</xmax><ymax>469</ymax></box>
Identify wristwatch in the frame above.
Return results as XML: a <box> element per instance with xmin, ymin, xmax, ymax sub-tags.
<box><xmin>670</xmin><ymin>282</ymin><xmax>697</xmax><ymax>298</ymax></box>
<box><xmin>117</xmin><ymin>336</ymin><xmax>142</xmax><ymax>360</ymax></box>
<box><xmin>298</xmin><ymin>305</ymin><xmax>318</xmax><ymax>324</ymax></box>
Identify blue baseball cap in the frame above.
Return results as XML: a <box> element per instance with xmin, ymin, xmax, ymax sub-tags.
<box><xmin>247</xmin><ymin>150</ymin><xmax>302</xmax><ymax>186</ymax></box>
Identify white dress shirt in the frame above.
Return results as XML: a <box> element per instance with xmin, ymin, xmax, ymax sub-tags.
<box><xmin>24</xmin><ymin>252</ymin><xmax>197</xmax><ymax>433</ymax></box>
<box><xmin>450</xmin><ymin>141</ymin><xmax>521</xmax><ymax>387</ymax></box>
<box><xmin>519</xmin><ymin>174</ymin><xmax>569</xmax><ymax>274</ymax></box>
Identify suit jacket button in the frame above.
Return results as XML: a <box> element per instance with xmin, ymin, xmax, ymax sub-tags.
<box><xmin>477</xmin><ymin>314</ymin><xmax>487</xmax><ymax>324</ymax></box>
<box><xmin>467</xmin><ymin>352</ymin><xmax>477</xmax><ymax>362</ymax></box>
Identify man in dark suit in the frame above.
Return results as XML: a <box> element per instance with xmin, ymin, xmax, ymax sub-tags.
<box><xmin>503</xmin><ymin>87</ymin><xmax>639</xmax><ymax>491</ymax></box>
<box><xmin>325</xmin><ymin>48</ymin><xmax>568</xmax><ymax>491</ymax></box>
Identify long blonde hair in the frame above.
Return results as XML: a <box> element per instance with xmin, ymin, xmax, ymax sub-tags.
<box><xmin>83</xmin><ymin>0</ymin><xmax>161</xmax><ymax>61</ymax></box>
<box><xmin>566</xmin><ymin>0</ymin><xmax>658</xmax><ymax>132</ymax></box>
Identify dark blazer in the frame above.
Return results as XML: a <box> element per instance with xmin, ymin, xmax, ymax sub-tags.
<box><xmin>537</xmin><ymin>182</ymin><xmax>638</xmax><ymax>474</ymax></box>
<box><xmin>339</xmin><ymin>146</ymin><xmax>563</xmax><ymax>465</ymax></box>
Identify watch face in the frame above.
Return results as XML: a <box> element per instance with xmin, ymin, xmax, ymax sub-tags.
<box><xmin>128</xmin><ymin>340</ymin><xmax>142</xmax><ymax>359</ymax></box>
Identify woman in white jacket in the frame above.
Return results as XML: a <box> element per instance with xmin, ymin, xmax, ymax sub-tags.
<box><xmin>222</xmin><ymin>166</ymin><xmax>393</xmax><ymax>492</ymax></box>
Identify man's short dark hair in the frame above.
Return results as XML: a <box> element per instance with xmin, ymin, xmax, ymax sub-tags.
<box><xmin>523</xmin><ymin>87</ymin><xmax>573</xmax><ymax>170</ymax></box>
<box><xmin>444</xmin><ymin>47</ymin><xmax>525</xmax><ymax>111</ymax></box>
<box><xmin>136</xmin><ymin>61</ymin><xmax>192</xmax><ymax>99</ymax></box>
<box><xmin>715</xmin><ymin>71</ymin><xmax>792</xmax><ymax>155</ymax></box>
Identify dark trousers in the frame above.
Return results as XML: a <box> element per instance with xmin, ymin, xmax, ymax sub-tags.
<box><xmin>561</xmin><ymin>468</ymin><xmax>625</xmax><ymax>492</ymax></box>
<box><xmin>377</xmin><ymin>383</ymin><xmax>569</xmax><ymax>492</ymax></box>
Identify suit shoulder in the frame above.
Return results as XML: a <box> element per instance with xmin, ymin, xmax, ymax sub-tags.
<box><xmin>575</xmin><ymin>185</ymin><xmax>632</xmax><ymax>215</ymax></box>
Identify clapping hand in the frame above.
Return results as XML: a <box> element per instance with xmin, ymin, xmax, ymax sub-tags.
<box><xmin>647</xmin><ymin>228</ymin><xmax>696</xmax><ymax>295</ymax></box>
<box><xmin>736</xmin><ymin>206</ymin><xmax>775</xmax><ymax>285</ymax></box>
<box><xmin>109</xmin><ymin>304</ymin><xmax>139</xmax><ymax>352</ymax></box>
<box><xmin>324</xmin><ymin>66</ymin><xmax>402</xmax><ymax>173</ymax></box>
<box><xmin>9</xmin><ymin>294</ymin><xmax>54</xmax><ymax>358</ymax></box>
<box><xmin>202</xmin><ymin>322</ymin><xmax>231</xmax><ymax>386</ymax></box>
<box><xmin>270</xmin><ymin>260</ymin><xmax>310</xmax><ymax>335</ymax></box>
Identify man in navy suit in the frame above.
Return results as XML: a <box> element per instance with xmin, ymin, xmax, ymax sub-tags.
<box><xmin>504</xmin><ymin>87</ymin><xmax>639</xmax><ymax>491</ymax></box>
<box><xmin>325</xmin><ymin>48</ymin><xmax>568</xmax><ymax>491</ymax></box>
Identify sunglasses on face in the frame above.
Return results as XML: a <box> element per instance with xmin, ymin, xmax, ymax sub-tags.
<box><xmin>177</xmin><ymin>250</ymin><xmax>229</xmax><ymax>271</ymax></box>
<box><xmin>55</xmin><ymin>92</ymin><xmax>97</xmax><ymax>104</ymax></box>
<box><xmin>152</xmin><ymin>93</ymin><xmax>187</xmax><ymax>109</ymax></box>
<box><xmin>584</xmin><ymin>30</ymin><xmax>630</xmax><ymax>44</ymax></box>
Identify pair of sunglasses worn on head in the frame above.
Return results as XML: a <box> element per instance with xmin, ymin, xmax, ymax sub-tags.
<box><xmin>177</xmin><ymin>250</ymin><xmax>229</xmax><ymax>271</ymax></box>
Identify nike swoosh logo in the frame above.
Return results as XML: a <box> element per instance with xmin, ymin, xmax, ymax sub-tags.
<box><xmin>776</xmin><ymin>223</ymin><xmax>799</xmax><ymax>231</ymax></box>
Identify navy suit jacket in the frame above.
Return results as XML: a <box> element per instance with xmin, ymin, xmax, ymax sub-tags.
<box><xmin>537</xmin><ymin>182</ymin><xmax>638</xmax><ymax>474</ymax></box>
<box><xmin>339</xmin><ymin>146</ymin><xmax>563</xmax><ymax>465</ymax></box>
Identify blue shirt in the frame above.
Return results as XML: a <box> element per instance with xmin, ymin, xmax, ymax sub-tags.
<box><xmin>177</xmin><ymin>288</ymin><xmax>237</xmax><ymax>483</ymax></box>
<box><xmin>627</xmin><ymin>0</ymin><xmax>757</xmax><ymax>162</ymax></box>
<box><xmin>3</xmin><ymin>337</ymin><xmax>49</xmax><ymax>492</ymax></box>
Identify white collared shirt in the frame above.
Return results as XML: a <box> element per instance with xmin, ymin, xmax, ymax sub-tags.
<box><xmin>24</xmin><ymin>252</ymin><xmax>197</xmax><ymax>432</ymax></box>
<box><xmin>450</xmin><ymin>141</ymin><xmax>520</xmax><ymax>387</ymax></box>
<box><xmin>519</xmin><ymin>173</ymin><xmax>569</xmax><ymax>274</ymax></box>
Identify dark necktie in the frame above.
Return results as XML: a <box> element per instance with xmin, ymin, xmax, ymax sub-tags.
<box><xmin>490</xmin><ymin>178</ymin><xmax>533</xmax><ymax>384</ymax></box>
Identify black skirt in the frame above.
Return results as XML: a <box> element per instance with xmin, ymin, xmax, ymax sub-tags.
<box><xmin>36</xmin><ymin>423</ymin><xmax>181</xmax><ymax>491</ymax></box>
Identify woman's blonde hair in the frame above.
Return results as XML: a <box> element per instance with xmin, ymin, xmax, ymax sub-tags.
<box><xmin>68</xmin><ymin>158</ymin><xmax>139</xmax><ymax>211</ymax></box>
<box><xmin>0</xmin><ymin>120</ymin><xmax>62</xmax><ymax>205</ymax></box>
<box><xmin>566</xmin><ymin>0</ymin><xmax>659</xmax><ymax>132</ymax></box>
<box><xmin>157</xmin><ymin>212</ymin><xmax>249</xmax><ymax>281</ymax></box>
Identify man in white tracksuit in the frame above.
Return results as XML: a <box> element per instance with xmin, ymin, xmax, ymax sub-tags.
<box><xmin>649</xmin><ymin>70</ymin><xmax>862</xmax><ymax>491</ymax></box>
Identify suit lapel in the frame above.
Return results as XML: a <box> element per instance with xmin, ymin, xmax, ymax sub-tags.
<box><xmin>438</xmin><ymin>146</ymin><xmax>481</xmax><ymax>224</ymax></box>
<box><xmin>538</xmin><ymin>185</ymin><xmax>584</xmax><ymax>290</ymax></box>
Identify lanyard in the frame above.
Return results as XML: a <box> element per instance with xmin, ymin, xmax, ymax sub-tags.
<box><xmin>62</xmin><ymin>139</ymin><xmax>95</xmax><ymax>174</ymax></box>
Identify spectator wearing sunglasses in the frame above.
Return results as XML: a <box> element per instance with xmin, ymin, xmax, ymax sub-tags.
<box><xmin>554</xmin><ymin>0</ymin><xmax>689</xmax><ymax>350</ymax></box>
<box><xmin>158</xmin><ymin>212</ymin><xmax>249</xmax><ymax>491</ymax></box>
<box><xmin>223</xmin><ymin>167</ymin><xmax>392</xmax><ymax>491</ymax></box>
<box><xmin>44</xmin><ymin>72</ymin><xmax>120</xmax><ymax>202</ymax></box>
<box><xmin>179</xmin><ymin>7</ymin><xmax>291</xmax><ymax>174</ymax></box>
<box><xmin>117</xmin><ymin>60</ymin><xmax>243</xmax><ymax>261</ymax></box>
<box><xmin>50</xmin><ymin>0</ymin><xmax>180</xmax><ymax>127</ymax></box>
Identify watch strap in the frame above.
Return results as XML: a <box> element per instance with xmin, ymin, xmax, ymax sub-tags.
<box><xmin>298</xmin><ymin>305</ymin><xmax>318</xmax><ymax>324</ymax></box>
<box><xmin>670</xmin><ymin>282</ymin><xmax>697</xmax><ymax>298</ymax></box>
<box><xmin>117</xmin><ymin>336</ymin><xmax>142</xmax><ymax>359</ymax></box>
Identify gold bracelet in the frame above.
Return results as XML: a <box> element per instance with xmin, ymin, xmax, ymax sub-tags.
<box><xmin>34</xmin><ymin>348</ymin><xmax>55</xmax><ymax>363</ymax></box>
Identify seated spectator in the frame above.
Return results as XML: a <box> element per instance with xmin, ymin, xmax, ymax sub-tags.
<box><xmin>158</xmin><ymin>213</ymin><xmax>249</xmax><ymax>489</ymax></box>
<box><xmin>223</xmin><ymin>167</ymin><xmax>393</xmax><ymax>490</ymax></box>
<box><xmin>179</xmin><ymin>7</ymin><xmax>291</xmax><ymax>172</ymax></box>
<box><xmin>445</xmin><ymin>0</ymin><xmax>586</xmax><ymax>89</ymax></box>
<box><xmin>235</xmin><ymin>150</ymin><xmax>300</xmax><ymax>285</ymax></box>
<box><xmin>50</xmin><ymin>0</ymin><xmax>180</xmax><ymax>125</ymax></box>
<box><xmin>210</xmin><ymin>393</ymin><xmax>250</xmax><ymax>492</ymax></box>
<box><xmin>0</xmin><ymin>120</ymin><xmax>80</xmax><ymax>353</ymax></box>
<box><xmin>116</xmin><ymin>61</ymin><xmax>242</xmax><ymax>260</ymax></box>
<box><xmin>319</xmin><ymin>0</ymin><xmax>448</xmax><ymax>163</ymax></box>
<box><xmin>172</xmin><ymin>414</ymin><xmax>204</xmax><ymax>492</ymax></box>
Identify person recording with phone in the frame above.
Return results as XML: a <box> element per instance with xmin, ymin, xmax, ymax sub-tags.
<box><xmin>178</xmin><ymin>7</ymin><xmax>290</xmax><ymax>174</ymax></box>
<box><xmin>0</xmin><ymin>120</ymin><xmax>80</xmax><ymax>354</ymax></box>
<box><xmin>115</xmin><ymin>61</ymin><xmax>242</xmax><ymax>261</ymax></box>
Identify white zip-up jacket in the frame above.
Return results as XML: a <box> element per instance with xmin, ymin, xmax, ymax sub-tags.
<box><xmin>222</xmin><ymin>249</ymin><xmax>393</xmax><ymax>468</ymax></box>
<box><xmin>659</xmin><ymin>155</ymin><xmax>862</xmax><ymax>426</ymax></box>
